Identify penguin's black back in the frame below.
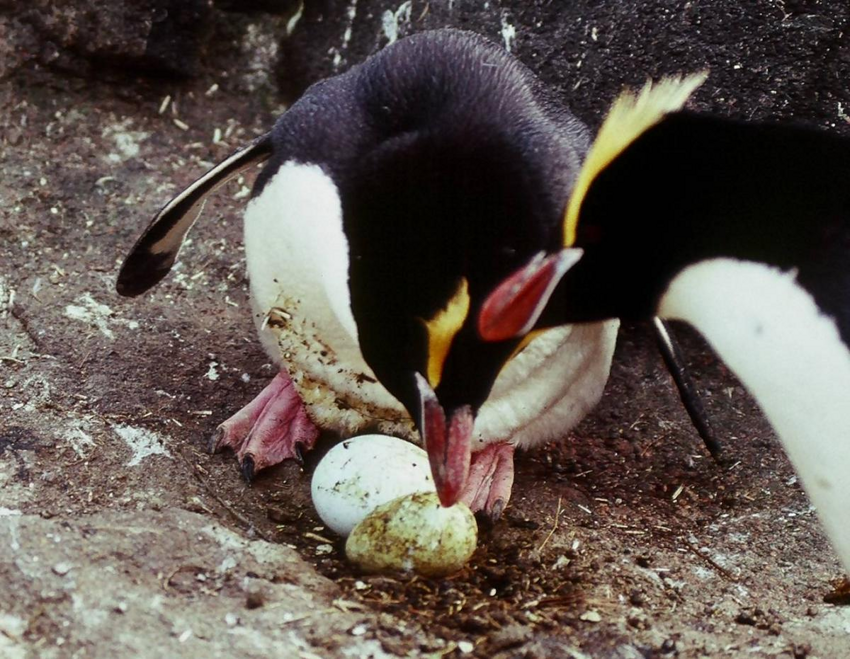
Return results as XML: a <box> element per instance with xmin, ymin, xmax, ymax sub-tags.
<box><xmin>256</xmin><ymin>30</ymin><xmax>588</xmax><ymax>188</ymax></box>
<box><xmin>551</xmin><ymin>112</ymin><xmax>850</xmax><ymax>340</ymax></box>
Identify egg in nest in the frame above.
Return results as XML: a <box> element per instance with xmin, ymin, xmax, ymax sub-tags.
<box><xmin>311</xmin><ymin>434</ymin><xmax>435</xmax><ymax>536</ymax></box>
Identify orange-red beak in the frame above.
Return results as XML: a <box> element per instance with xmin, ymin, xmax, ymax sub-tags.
<box><xmin>478</xmin><ymin>249</ymin><xmax>583</xmax><ymax>342</ymax></box>
<box><xmin>414</xmin><ymin>373</ymin><xmax>473</xmax><ymax>507</ymax></box>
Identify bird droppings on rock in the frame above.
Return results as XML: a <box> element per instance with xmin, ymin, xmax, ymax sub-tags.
<box><xmin>112</xmin><ymin>425</ymin><xmax>172</xmax><ymax>467</ymax></box>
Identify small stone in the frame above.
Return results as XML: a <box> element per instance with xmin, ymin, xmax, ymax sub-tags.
<box><xmin>52</xmin><ymin>562</ymin><xmax>72</xmax><ymax>576</ymax></box>
<box><xmin>457</xmin><ymin>640</ymin><xmax>475</xmax><ymax>654</ymax></box>
<box><xmin>793</xmin><ymin>642</ymin><xmax>812</xmax><ymax>659</ymax></box>
<box><xmin>735</xmin><ymin>610</ymin><xmax>757</xmax><ymax>626</ymax></box>
<box><xmin>245</xmin><ymin>589</ymin><xmax>266</xmax><ymax>609</ymax></box>
<box><xmin>267</xmin><ymin>506</ymin><xmax>300</xmax><ymax>524</ymax></box>
<box><xmin>580</xmin><ymin>610</ymin><xmax>602</xmax><ymax>623</ymax></box>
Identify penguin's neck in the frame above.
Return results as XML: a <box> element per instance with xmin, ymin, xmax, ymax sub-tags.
<box><xmin>660</xmin><ymin>258</ymin><xmax>850</xmax><ymax>571</ymax></box>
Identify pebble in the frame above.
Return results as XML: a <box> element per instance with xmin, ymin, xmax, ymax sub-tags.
<box><xmin>457</xmin><ymin>641</ymin><xmax>475</xmax><ymax>654</ymax></box>
<box><xmin>580</xmin><ymin>610</ymin><xmax>602</xmax><ymax>623</ymax></box>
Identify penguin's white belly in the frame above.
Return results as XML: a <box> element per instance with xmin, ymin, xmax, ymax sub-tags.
<box><xmin>243</xmin><ymin>162</ymin><xmax>414</xmax><ymax>439</ymax></box>
<box><xmin>474</xmin><ymin>320</ymin><xmax>620</xmax><ymax>450</ymax></box>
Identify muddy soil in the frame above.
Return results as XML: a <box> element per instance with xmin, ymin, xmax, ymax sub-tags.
<box><xmin>2</xmin><ymin>2</ymin><xmax>850</xmax><ymax>658</ymax></box>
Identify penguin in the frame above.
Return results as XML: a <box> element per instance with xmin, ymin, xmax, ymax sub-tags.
<box><xmin>117</xmin><ymin>29</ymin><xmax>710</xmax><ymax>517</ymax></box>
<box><xmin>478</xmin><ymin>73</ymin><xmax>850</xmax><ymax>569</ymax></box>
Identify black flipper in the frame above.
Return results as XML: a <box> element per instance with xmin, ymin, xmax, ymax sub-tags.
<box><xmin>652</xmin><ymin>317</ymin><xmax>722</xmax><ymax>459</ymax></box>
<box><xmin>116</xmin><ymin>132</ymin><xmax>274</xmax><ymax>297</ymax></box>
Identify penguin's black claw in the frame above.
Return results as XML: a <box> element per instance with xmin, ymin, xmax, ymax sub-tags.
<box><xmin>474</xmin><ymin>500</ymin><xmax>506</xmax><ymax>530</ymax></box>
<box><xmin>474</xmin><ymin>509</ymin><xmax>495</xmax><ymax>530</ymax></box>
<box><xmin>489</xmin><ymin>499</ymin><xmax>506</xmax><ymax>522</ymax></box>
<box><xmin>208</xmin><ymin>427</ymin><xmax>225</xmax><ymax>455</ymax></box>
<box><xmin>293</xmin><ymin>442</ymin><xmax>306</xmax><ymax>467</ymax></box>
<box><xmin>241</xmin><ymin>455</ymin><xmax>256</xmax><ymax>483</ymax></box>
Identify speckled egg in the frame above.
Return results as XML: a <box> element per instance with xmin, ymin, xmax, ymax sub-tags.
<box><xmin>345</xmin><ymin>491</ymin><xmax>478</xmax><ymax>576</ymax></box>
<box><xmin>311</xmin><ymin>434</ymin><xmax>435</xmax><ymax>536</ymax></box>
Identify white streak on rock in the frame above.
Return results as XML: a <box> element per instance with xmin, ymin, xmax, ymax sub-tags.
<box><xmin>102</xmin><ymin>118</ymin><xmax>150</xmax><ymax>164</ymax></box>
<box><xmin>65</xmin><ymin>294</ymin><xmax>116</xmax><ymax>339</ymax></box>
<box><xmin>500</xmin><ymin>12</ymin><xmax>517</xmax><ymax>53</ymax></box>
<box><xmin>330</xmin><ymin>0</ymin><xmax>360</xmax><ymax>69</ymax></box>
<box><xmin>381</xmin><ymin>2</ymin><xmax>412</xmax><ymax>45</ymax></box>
<box><xmin>65</xmin><ymin>293</ymin><xmax>140</xmax><ymax>339</ymax></box>
<box><xmin>66</xmin><ymin>422</ymin><xmax>95</xmax><ymax>457</ymax></box>
<box><xmin>113</xmin><ymin>425</ymin><xmax>171</xmax><ymax>467</ymax></box>
<box><xmin>286</xmin><ymin>2</ymin><xmax>304</xmax><ymax>36</ymax></box>
<box><xmin>206</xmin><ymin>361</ymin><xmax>220</xmax><ymax>381</ymax></box>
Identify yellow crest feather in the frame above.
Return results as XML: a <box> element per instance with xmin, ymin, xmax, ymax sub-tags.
<box><xmin>563</xmin><ymin>72</ymin><xmax>708</xmax><ymax>246</ymax></box>
<box><xmin>423</xmin><ymin>277</ymin><xmax>470</xmax><ymax>389</ymax></box>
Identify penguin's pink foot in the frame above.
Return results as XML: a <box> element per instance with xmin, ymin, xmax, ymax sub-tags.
<box><xmin>460</xmin><ymin>441</ymin><xmax>515</xmax><ymax>521</ymax></box>
<box><xmin>209</xmin><ymin>371</ymin><xmax>319</xmax><ymax>481</ymax></box>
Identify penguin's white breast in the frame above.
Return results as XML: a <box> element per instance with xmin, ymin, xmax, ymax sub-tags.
<box><xmin>473</xmin><ymin>320</ymin><xmax>620</xmax><ymax>449</ymax></box>
<box><xmin>245</xmin><ymin>162</ymin><xmax>356</xmax><ymax>344</ymax></box>
<box><xmin>243</xmin><ymin>161</ymin><xmax>409</xmax><ymax>433</ymax></box>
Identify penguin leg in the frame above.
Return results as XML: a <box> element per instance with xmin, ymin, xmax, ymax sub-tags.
<box><xmin>209</xmin><ymin>371</ymin><xmax>319</xmax><ymax>481</ymax></box>
<box><xmin>460</xmin><ymin>442</ymin><xmax>515</xmax><ymax>521</ymax></box>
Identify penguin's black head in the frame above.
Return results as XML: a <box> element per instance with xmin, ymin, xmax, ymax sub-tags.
<box><xmin>343</xmin><ymin>127</ymin><xmax>559</xmax><ymax>507</ymax></box>
<box><xmin>479</xmin><ymin>74</ymin><xmax>717</xmax><ymax>340</ymax></box>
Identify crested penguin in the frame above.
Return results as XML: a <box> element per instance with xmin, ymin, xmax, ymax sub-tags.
<box><xmin>117</xmin><ymin>29</ymin><xmax>708</xmax><ymax>516</ymax></box>
<box><xmin>479</xmin><ymin>74</ymin><xmax>850</xmax><ymax>569</ymax></box>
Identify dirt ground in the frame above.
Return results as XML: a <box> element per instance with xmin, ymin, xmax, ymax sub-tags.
<box><xmin>2</xmin><ymin>2</ymin><xmax>850</xmax><ymax>658</ymax></box>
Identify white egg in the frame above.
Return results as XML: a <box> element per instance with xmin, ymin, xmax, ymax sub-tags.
<box><xmin>311</xmin><ymin>434</ymin><xmax>435</xmax><ymax>536</ymax></box>
<box><xmin>345</xmin><ymin>491</ymin><xmax>478</xmax><ymax>576</ymax></box>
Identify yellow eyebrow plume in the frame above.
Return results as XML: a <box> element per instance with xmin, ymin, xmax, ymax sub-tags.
<box><xmin>563</xmin><ymin>72</ymin><xmax>708</xmax><ymax>246</ymax></box>
<box><xmin>422</xmin><ymin>277</ymin><xmax>470</xmax><ymax>389</ymax></box>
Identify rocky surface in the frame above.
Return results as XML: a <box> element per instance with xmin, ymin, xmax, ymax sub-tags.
<box><xmin>0</xmin><ymin>509</ymin><xmax>393</xmax><ymax>659</ymax></box>
<box><xmin>2</xmin><ymin>1</ymin><xmax>850</xmax><ymax>657</ymax></box>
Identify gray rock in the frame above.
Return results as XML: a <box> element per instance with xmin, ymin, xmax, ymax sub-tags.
<box><xmin>0</xmin><ymin>509</ymin><xmax>395</xmax><ymax>658</ymax></box>
<box><xmin>0</xmin><ymin>0</ymin><xmax>214</xmax><ymax>78</ymax></box>
<box><xmin>277</xmin><ymin>0</ymin><xmax>850</xmax><ymax>130</ymax></box>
